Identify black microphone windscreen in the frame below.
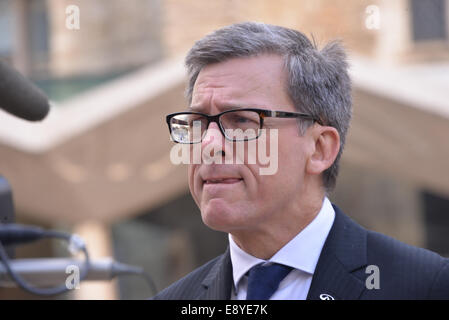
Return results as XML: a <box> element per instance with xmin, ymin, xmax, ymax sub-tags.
<box><xmin>0</xmin><ymin>60</ymin><xmax>50</xmax><ymax>121</ymax></box>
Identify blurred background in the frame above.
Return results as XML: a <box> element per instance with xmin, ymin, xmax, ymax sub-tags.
<box><xmin>0</xmin><ymin>0</ymin><xmax>448</xmax><ymax>299</ymax></box>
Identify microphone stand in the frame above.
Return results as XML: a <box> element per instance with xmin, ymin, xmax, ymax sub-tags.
<box><xmin>0</xmin><ymin>175</ymin><xmax>157</xmax><ymax>297</ymax></box>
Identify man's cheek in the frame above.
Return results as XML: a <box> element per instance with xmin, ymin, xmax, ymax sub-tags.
<box><xmin>187</xmin><ymin>167</ymin><xmax>199</xmax><ymax>204</ymax></box>
<box><xmin>190</xmin><ymin>184</ymin><xmax>201</xmax><ymax>209</ymax></box>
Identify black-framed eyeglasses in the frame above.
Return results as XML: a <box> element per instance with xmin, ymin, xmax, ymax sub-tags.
<box><xmin>166</xmin><ymin>108</ymin><xmax>322</xmax><ymax>144</ymax></box>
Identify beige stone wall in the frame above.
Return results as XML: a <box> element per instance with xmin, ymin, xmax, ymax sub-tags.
<box><xmin>163</xmin><ymin>0</ymin><xmax>449</xmax><ymax>63</ymax></box>
<box><xmin>162</xmin><ymin>0</ymin><xmax>249</xmax><ymax>58</ymax></box>
<box><xmin>43</xmin><ymin>0</ymin><xmax>448</xmax><ymax>78</ymax></box>
<box><xmin>332</xmin><ymin>161</ymin><xmax>426</xmax><ymax>248</ymax></box>
<box><xmin>45</xmin><ymin>0</ymin><xmax>439</xmax><ymax>77</ymax></box>
<box><xmin>47</xmin><ymin>0</ymin><xmax>163</xmax><ymax>77</ymax></box>
<box><xmin>162</xmin><ymin>0</ymin><xmax>379</xmax><ymax>58</ymax></box>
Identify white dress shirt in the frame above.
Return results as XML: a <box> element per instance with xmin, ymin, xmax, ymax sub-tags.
<box><xmin>229</xmin><ymin>197</ymin><xmax>335</xmax><ymax>300</ymax></box>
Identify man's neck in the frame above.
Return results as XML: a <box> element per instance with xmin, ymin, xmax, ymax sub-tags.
<box><xmin>230</xmin><ymin>192</ymin><xmax>325</xmax><ymax>260</ymax></box>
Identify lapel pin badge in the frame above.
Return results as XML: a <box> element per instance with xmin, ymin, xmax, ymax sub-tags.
<box><xmin>319</xmin><ymin>293</ymin><xmax>335</xmax><ymax>300</ymax></box>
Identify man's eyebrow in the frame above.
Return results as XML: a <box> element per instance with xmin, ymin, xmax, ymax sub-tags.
<box><xmin>188</xmin><ymin>104</ymin><xmax>250</xmax><ymax>112</ymax></box>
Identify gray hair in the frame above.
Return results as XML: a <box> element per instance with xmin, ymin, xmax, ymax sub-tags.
<box><xmin>185</xmin><ymin>22</ymin><xmax>352</xmax><ymax>192</ymax></box>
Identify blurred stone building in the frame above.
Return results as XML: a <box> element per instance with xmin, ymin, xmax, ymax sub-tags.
<box><xmin>0</xmin><ymin>0</ymin><xmax>448</xmax><ymax>299</ymax></box>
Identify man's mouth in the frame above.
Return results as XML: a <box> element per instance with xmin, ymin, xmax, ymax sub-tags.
<box><xmin>204</xmin><ymin>178</ymin><xmax>243</xmax><ymax>184</ymax></box>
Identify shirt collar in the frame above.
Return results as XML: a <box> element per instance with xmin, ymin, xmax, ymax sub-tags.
<box><xmin>229</xmin><ymin>196</ymin><xmax>335</xmax><ymax>291</ymax></box>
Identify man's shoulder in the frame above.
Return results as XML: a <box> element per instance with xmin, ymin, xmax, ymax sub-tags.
<box><xmin>151</xmin><ymin>254</ymin><xmax>224</xmax><ymax>300</ymax></box>
<box><xmin>330</xmin><ymin>205</ymin><xmax>449</xmax><ymax>299</ymax></box>
<box><xmin>333</xmin><ymin>204</ymin><xmax>448</xmax><ymax>272</ymax></box>
<box><xmin>364</xmin><ymin>227</ymin><xmax>449</xmax><ymax>298</ymax></box>
<box><xmin>366</xmin><ymin>228</ymin><xmax>446</xmax><ymax>265</ymax></box>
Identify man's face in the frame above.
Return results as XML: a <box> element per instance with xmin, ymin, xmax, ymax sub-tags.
<box><xmin>188</xmin><ymin>54</ymin><xmax>313</xmax><ymax>235</ymax></box>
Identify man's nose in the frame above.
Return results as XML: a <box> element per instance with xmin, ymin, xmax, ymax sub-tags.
<box><xmin>202</xmin><ymin>121</ymin><xmax>224</xmax><ymax>145</ymax></box>
<box><xmin>201</xmin><ymin>121</ymin><xmax>226</xmax><ymax>159</ymax></box>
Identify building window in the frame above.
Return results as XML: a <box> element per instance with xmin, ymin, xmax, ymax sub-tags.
<box><xmin>0</xmin><ymin>0</ymin><xmax>13</xmax><ymax>59</ymax></box>
<box><xmin>28</xmin><ymin>0</ymin><xmax>49</xmax><ymax>75</ymax></box>
<box><xmin>410</xmin><ymin>0</ymin><xmax>448</xmax><ymax>42</ymax></box>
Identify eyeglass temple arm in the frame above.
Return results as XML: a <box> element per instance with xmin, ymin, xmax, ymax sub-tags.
<box><xmin>261</xmin><ymin>110</ymin><xmax>322</xmax><ymax>124</ymax></box>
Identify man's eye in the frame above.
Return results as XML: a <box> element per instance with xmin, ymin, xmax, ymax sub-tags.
<box><xmin>235</xmin><ymin>116</ymin><xmax>250</xmax><ymax>123</ymax></box>
<box><xmin>231</xmin><ymin>115</ymin><xmax>259</xmax><ymax>124</ymax></box>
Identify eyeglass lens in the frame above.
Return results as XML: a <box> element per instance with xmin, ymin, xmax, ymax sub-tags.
<box><xmin>170</xmin><ymin>110</ymin><xmax>261</xmax><ymax>143</ymax></box>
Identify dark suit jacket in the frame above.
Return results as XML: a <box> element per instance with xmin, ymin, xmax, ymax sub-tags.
<box><xmin>153</xmin><ymin>205</ymin><xmax>449</xmax><ymax>299</ymax></box>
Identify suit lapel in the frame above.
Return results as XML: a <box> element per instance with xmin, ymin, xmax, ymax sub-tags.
<box><xmin>196</xmin><ymin>205</ymin><xmax>368</xmax><ymax>300</ymax></box>
<box><xmin>307</xmin><ymin>205</ymin><xmax>368</xmax><ymax>300</ymax></box>
<box><xmin>198</xmin><ymin>247</ymin><xmax>233</xmax><ymax>300</ymax></box>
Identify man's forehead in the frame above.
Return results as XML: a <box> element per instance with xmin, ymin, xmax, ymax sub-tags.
<box><xmin>197</xmin><ymin>54</ymin><xmax>285</xmax><ymax>79</ymax></box>
<box><xmin>190</xmin><ymin>85</ymin><xmax>267</xmax><ymax>112</ymax></box>
<box><xmin>190</xmin><ymin>80</ymin><xmax>252</xmax><ymax>107</ymax></box>
<box><xmin>190</xmin><ymin>54</ymin><xmax>288</xmax><ymax>111</ymax></box>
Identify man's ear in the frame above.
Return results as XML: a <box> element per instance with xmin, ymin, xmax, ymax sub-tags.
<box><xmin>306</xmin><ymin>125</ymin><xmax>340</xmax><ymax>175</ymax></box>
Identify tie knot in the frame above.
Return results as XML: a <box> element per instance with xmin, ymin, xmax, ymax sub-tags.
<box><xmin>246</xmin><ymin>263</ymin><xmax>292</xmax><ymax>300</ymax></box>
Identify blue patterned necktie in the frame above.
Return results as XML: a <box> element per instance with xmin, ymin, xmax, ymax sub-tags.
<box><xmin>246</xmin><ymin>263</ymin><xmax>293</xmax><ymax>300</ymax></box>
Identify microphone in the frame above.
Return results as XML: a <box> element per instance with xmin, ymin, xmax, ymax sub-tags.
<box><xmin>0</xmin><ymin>60</ymin><xmax>50</xmax><ymax>121</ymax></box>
<box><xmin>0</xmin><ymin>257</ymin><xmax>145</xmax><ymax>287</ymax></box>
<box><xmin>0</xmin><ymin>223</ymin><xmax>158</xmax><ymax>295</ymax></box>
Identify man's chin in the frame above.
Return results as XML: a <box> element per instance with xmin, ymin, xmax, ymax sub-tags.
<box><xmin>200</xmin><ymin>203</ymin><xmax>240</xmax><ymax>233</ymax></box>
